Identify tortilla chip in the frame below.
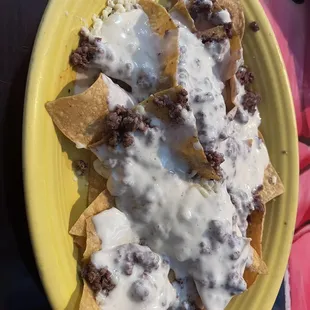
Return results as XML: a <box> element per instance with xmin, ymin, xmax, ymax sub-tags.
<box><xmin>74</xmin><ymin>236</ymin><xmax>87</xmax><ymax>250</ymax></box>
<box><xmin>78</xmin><ymin>192</ymin><xmax>115</xmax><ymax>308</ymax></box>
<box><xmin>257</xmin><ymin>131</ymin><xmax>285</xmax><ymax>203</ymax></box>
<box><xmin>250</xmin><ymin>248</ymin><xmax>268</xmax><ymax>274</ymax></box>
<box><xmin>229</xmin><ymin>75</ymin><xmax>238</xmax><ymax>105</ymax></box>
<box><xmin>261</xmin><ymin>163</ymin><xmax>285</xmax><ymax>204</ymax></box>
<box><xmin>69</xmin><ymin>190</ymin><xmax>114</xmax><ymax>239</ymax></box>
<box><xmin>244</xmin><ymin>247</ymin><xmax>268</xmax><ymax>288</ymax></box>
<box><xmin>83</xmin><ymin>217</ymin><xmax>102</xmax><ymax>261</ymax></box>
<box><xmin>45</xmin><ymin>74</ymin><xmax>109</xmax><ymax>148</ymax></box>
<box><xmin>142</xmin><ymin>87</ymin><xmax>220</xmax><ymax>180</ymax></box>
<box><xmin>178</xmin><ymin>137</ymin><xmax>220</xmax><ymax>180</ymax></box>
<box><xmin>88</xmin><ymin>154</ymin><xmax>107</xmax><ymax>205</ymax></box>
<box><xmin>79</xmin><ymin>280</ymin><xmax>99</xmax><ymax>310</ymax></box>
<box><xmin>142</xmin><ymin>86</ymin><xmax>183</xmax><ymax>122</ymax></box>
<box><xmin>247</xmin><ymin>208</ymin><xmax>264</xmax><ymax>257</ymax></box>
<box><xmin>217</xmin><ymin>0</ymin><xmax>245</xmax><ymax>39</ymax></box>
<box><xmin>223</xmin><ymin>81</ymin><xmax>234</xmax><ymax>112</ymax></box>
<box><xmin>170</xmin><ymin>0</ymin><xmax>197</xmax><ymax>32</ymax></box>
<box><xmin>225</xmin><ymin>35</ymin><xmax>242</xmax><ymax>81</ymax></box>
<box><xmin>160</xmin><ymin>27</ymin><xmax>179</xmax><ymax>89</ymax></box>
<box><xmin>139</xmin><ymin>0</ymin><xmax>179</xmax><ymax>89</ymax></box>
<box><xmin>139</xmin><ymin>0</ymin><xmax>177</xmax><ymax>36</ymax></box>
<box><xmin>243</xmin><ymin>206</ymin><xmax>268</xmax><ymax>288</ymax></box>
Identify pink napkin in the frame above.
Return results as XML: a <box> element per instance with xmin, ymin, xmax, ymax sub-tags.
<box><xmin>260</xmin><ymin>1</ymin><xmax>310</xmax><ymax>309</ymax></box>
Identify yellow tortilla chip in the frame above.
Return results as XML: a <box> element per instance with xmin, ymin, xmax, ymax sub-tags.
<box><xmin>88</xmin><ymin>154</ymin><xmax>107</xmax><ymax>205</ymax></box>
<box><xmin>250</xmin><ymin>248</ymin><xmax>268</xmax><ymax>274</ymax></box>
<box><xmin>79</xmin><ymin>280</ymin><xmax>99</xmax><ymax>310</ymax></box>
<box><xmin>142</xmin><ymin>87</ymin><xmax>220</xmax><ymax>180</ymax></box>
<box><xmin>222</xmin><ymin>81</ymin><xmax>234</xmax><ymax>112</ymax></box>
<box><xmin>244</xmin><ymin>201</ymin><xmax>269</xmax><ymax>288</ymax></box>
<box><xmin>170</xmin><ymin>0</ymin><xmax>197</xmax><ymax>32</ymax></box>
<box><xmin>225</xmin><ymin>35</ymin><xmax>242</xmax><ymax>81</ymax></box>
<box><xmin>247</xmin><ymin>208</ymin><xmax>264</xmax><ymax>257</ymax></box>
<box><xmin>77</xmin><ymin>191</ymin><xmax>115</xmax><ymax>308</ymax></box>
<box><xmin>142</xmin><ymin>86</ymin><xmax>183</xmax><ymax>122</ymax></box>
<box><xmin>74</xmin><ymin>236</ymin><xmax>87</xmax><ymax>250</ymax></box>
<box><xmin>257</xmin><ymin>131</ymin><xmax>285</xmax><ymax>203</ymax></box>
<box><xmin>244</xmin><ymin>247</ymin><xmax>268</xmax><ymax>288</ymax></box>
<box><xmin>261</xmin><ymin>163</ymin><xmax>285</xmax><ymax>204</ymax></box>
<box><xmin>139</xmin><ymin>0</ymin><xmax>179</xmax><ymax>89</ymax></box>
<box><xmin>45</xmin><ymin>74</ymin><xmax>109</xmax><ymax>147</ymax></box>
<box><xmin>178</xmin><ymin>137</ymin><xmax>220</xmax><ymax>180</ymax></box>
<box><xmin>69</xmin><ymin>190</ymin><xmax>114</xmax><ymax>239</ymax></box>
<box><xmin>217</xmin><ymin>0</ymin><xmax>245</xmax><ymax>39</ymax></box>
<box><xmin>229</xmin><ymin>75</ymin><xmax>238</xmax><ymax>105</ymax></box>
<box><xmin>139</xmin><ymin>0</ymin><xmax>177</xmax><ymax>36</ymax></box>
<box><xmin>83</xmin><ymin>217</ymin><xmax>102</xmax><ymax>261</ymax></box>
<box><xmin>160</xmin><ymin>28</ymin><xmax>179</xmax><ymax>89</ymax></box>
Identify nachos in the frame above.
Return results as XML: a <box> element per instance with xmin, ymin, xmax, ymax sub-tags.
<box><xmin>46</xmin><ymin>0</ymin><xmax>284</xmax><ymax>309</ymax></box>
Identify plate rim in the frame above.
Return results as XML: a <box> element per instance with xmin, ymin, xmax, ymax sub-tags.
<box><xmin>23</xmin><ymin>0</ymin><xmax>299</xmax><ymax>309</ymax></box>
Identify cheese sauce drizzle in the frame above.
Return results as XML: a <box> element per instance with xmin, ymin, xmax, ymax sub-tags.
<box><xmin>75</xmin><ymin>4</ymin><xmax>269</xmax><ymax>310</ymax></box>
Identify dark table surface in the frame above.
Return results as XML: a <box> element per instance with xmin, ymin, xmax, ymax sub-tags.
<box><xmin>0</xmin><ymin>0</ymin><xmax>50</xmax><ymax>309</ymax></box>
<box><xmin>0</xmin><ymin>1</ymin><xmax>288</xmax><ymax>309</ymax></box>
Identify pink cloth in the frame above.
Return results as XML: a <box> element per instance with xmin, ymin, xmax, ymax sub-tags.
<box><xmin>260</xmin><ymin>0</ymin><xmax>310</xmax><ymax>309</ymax></box>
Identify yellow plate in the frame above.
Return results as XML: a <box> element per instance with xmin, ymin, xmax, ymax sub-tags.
<box><xmin>24</xmin><ymin>0</ymin><xmax>299</xmax><ymax>309</ymax></box>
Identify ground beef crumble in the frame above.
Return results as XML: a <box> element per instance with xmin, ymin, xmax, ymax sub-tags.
<box><xmin>72</xmin><ymin>160</ymin><xmax>88</xmax><ymax>176</ymax></box>
<box><xmin>197</xmin><ymin>22</ymin><xmax>232</xmax><ymax>45</ymax></box>
<box><xmin>249</xmin><ymin>21</ymin><xmax>260</xmax><ymax>32</ymax></box>
<box><xmin>189</xmin><ymin>0</ymin><xmax>213</xmax><ymax>20</ymax></box>
<box><xmin>236</xmin><ymin>66</ymin><xmax>254</xmax><ymax>86</ymax></box>
<box><xmin>82</xmin><ymin>262</ymin><xmax>116</xmax><ymax>295</ymax></box>
<box><xmin>105</xmin><ymin>105</ymin><xmax>150</xmax><ymax>148</ymax></box>
<box><xmin>153</xmin><ymin>88</ymin><xmax>190</xmax><ymax>123</ymax></box>
<box><xmin>205</xmin><ymin>150</ymin><xmax>224</xmax><ymax>175</ymax></box>
<box><xmin>241</xmin><ymin>91</ymin><xmax>261</xmax><ymax>115</ymax></box>
<box><xmin>223</xmin><ymin>23</ymin><xmax>233</xmax><ymax>39</ymax></box>
<box><xmin>252</xmin><ymin>185</ymin><xmax>264</xmax><ymax>212</ymax></box>
<box><xmin>69</xmin><ymin>31</ymin><xmax>100</xmax><ymax>69</ymax></box>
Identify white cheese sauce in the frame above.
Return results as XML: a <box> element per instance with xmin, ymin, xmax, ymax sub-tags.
<box><xmin>92</xmin><ymin>243</ymin><xmax>177</xmax><ymax>310</ymax></box>
<box><xmin>76</xmin><ymin>5</ymin><xmax>270</xmax><ymax>310</ymax></box>
<box><xmin>91</xmin><ymin>124</ymin><xmax>251</xmax><ymax>310</ymax></box>
<box><xmin>175</xmin><ymin>20</ymin><xmax>230</xmax><ymax>150</ymax></box>
<box><xmin>85</xmin><ymin>9</ymin><xmax>162</xmax><ymax>101</ymax></box>
<box><xmin>173</xmin><ymin>15</ymin><xmax>269</xmax><ymax>236</ymax></box>
<box><xmin>93</xmin><ymin>208</ymin><xmax>139</xmax><ymax>248</ymax></box>
<box><xmin>211</xmin><ymin>9</ymin><xmax>232</xmax><ymax>25</ymax></box>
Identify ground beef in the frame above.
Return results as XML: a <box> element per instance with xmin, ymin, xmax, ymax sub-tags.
<box><xmin>105</xmin><ymin>105</ymin><xmax>150</xmax><ymax>148</ymax></box>
<box><xmin>82</xmin><ymin>262</ymin><xmax>116</xmax><ymax>295</ymax></box>
<box><xmin>223</xmin><ymin>23</ymin><xmax>233</xmax><ymax>39</ymax></box>
<box><xmin>153</xmin><ymin>88</ymin><xmax>189</xmax><ymax>123</ymax></box>
<box><xmin>189</xmin><ymin>0</ymin><xmax>212</xmax><ymax>20</ymax></box>
<box><xmin>205</xmin><ymin>150</ymin><xmax>224</xmax><ymax>175</ymax></box>
<box><xmin>72</xmin><ymin>160</ymin><xmax>88</xmax><ymax>176</ymax></box>
<box><xmin>249</xmin><ymin>21</ymin><xmax>260</xmax><ymax>32</ymax></box>
<box><xmin>236</xmin><ymin>66</ymin><xmax>255</xmax><ymax>86</ymax></box>
<box><xmin>122</xmin><ymin>247</ymin><xmax>160</xmax><ymax>276</ymax></box>
<box><xmin>69</xmin><ymin>31</ymin><xmax>100</xmax><ymax>69</ymax></box>
<box><xmin>234</xmin><ymin>108</ymin><xmax>249</xmax><ymax>124</ymax></box>
<box><xmin>136</xmin><ymin>70</ymin><xmax>155</xmax><ymax>90</ymax></box>
<box><xmin>252</xmin><ymin>185</ymin><xmax>264</xmax><ymax>212</ymax></box>
<box><xmin>197</xmin><ymin>28</ymin><xmax>227</xmax><ymax>44</ymax></box>
<box><xmin>226</xmin><ymin>272</ymin><xmax>246</xmax><ymax>295</ymax></box>
<box><xmin>241</xmin><ymin>91</ymin><xmax>261</xmax><ymax>115</ymax></box>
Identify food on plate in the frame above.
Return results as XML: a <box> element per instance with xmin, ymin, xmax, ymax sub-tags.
<box><xmin>46</xmin><ymin>0</ymin><xmax>284</xmax><ymax>309</ymax></box>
